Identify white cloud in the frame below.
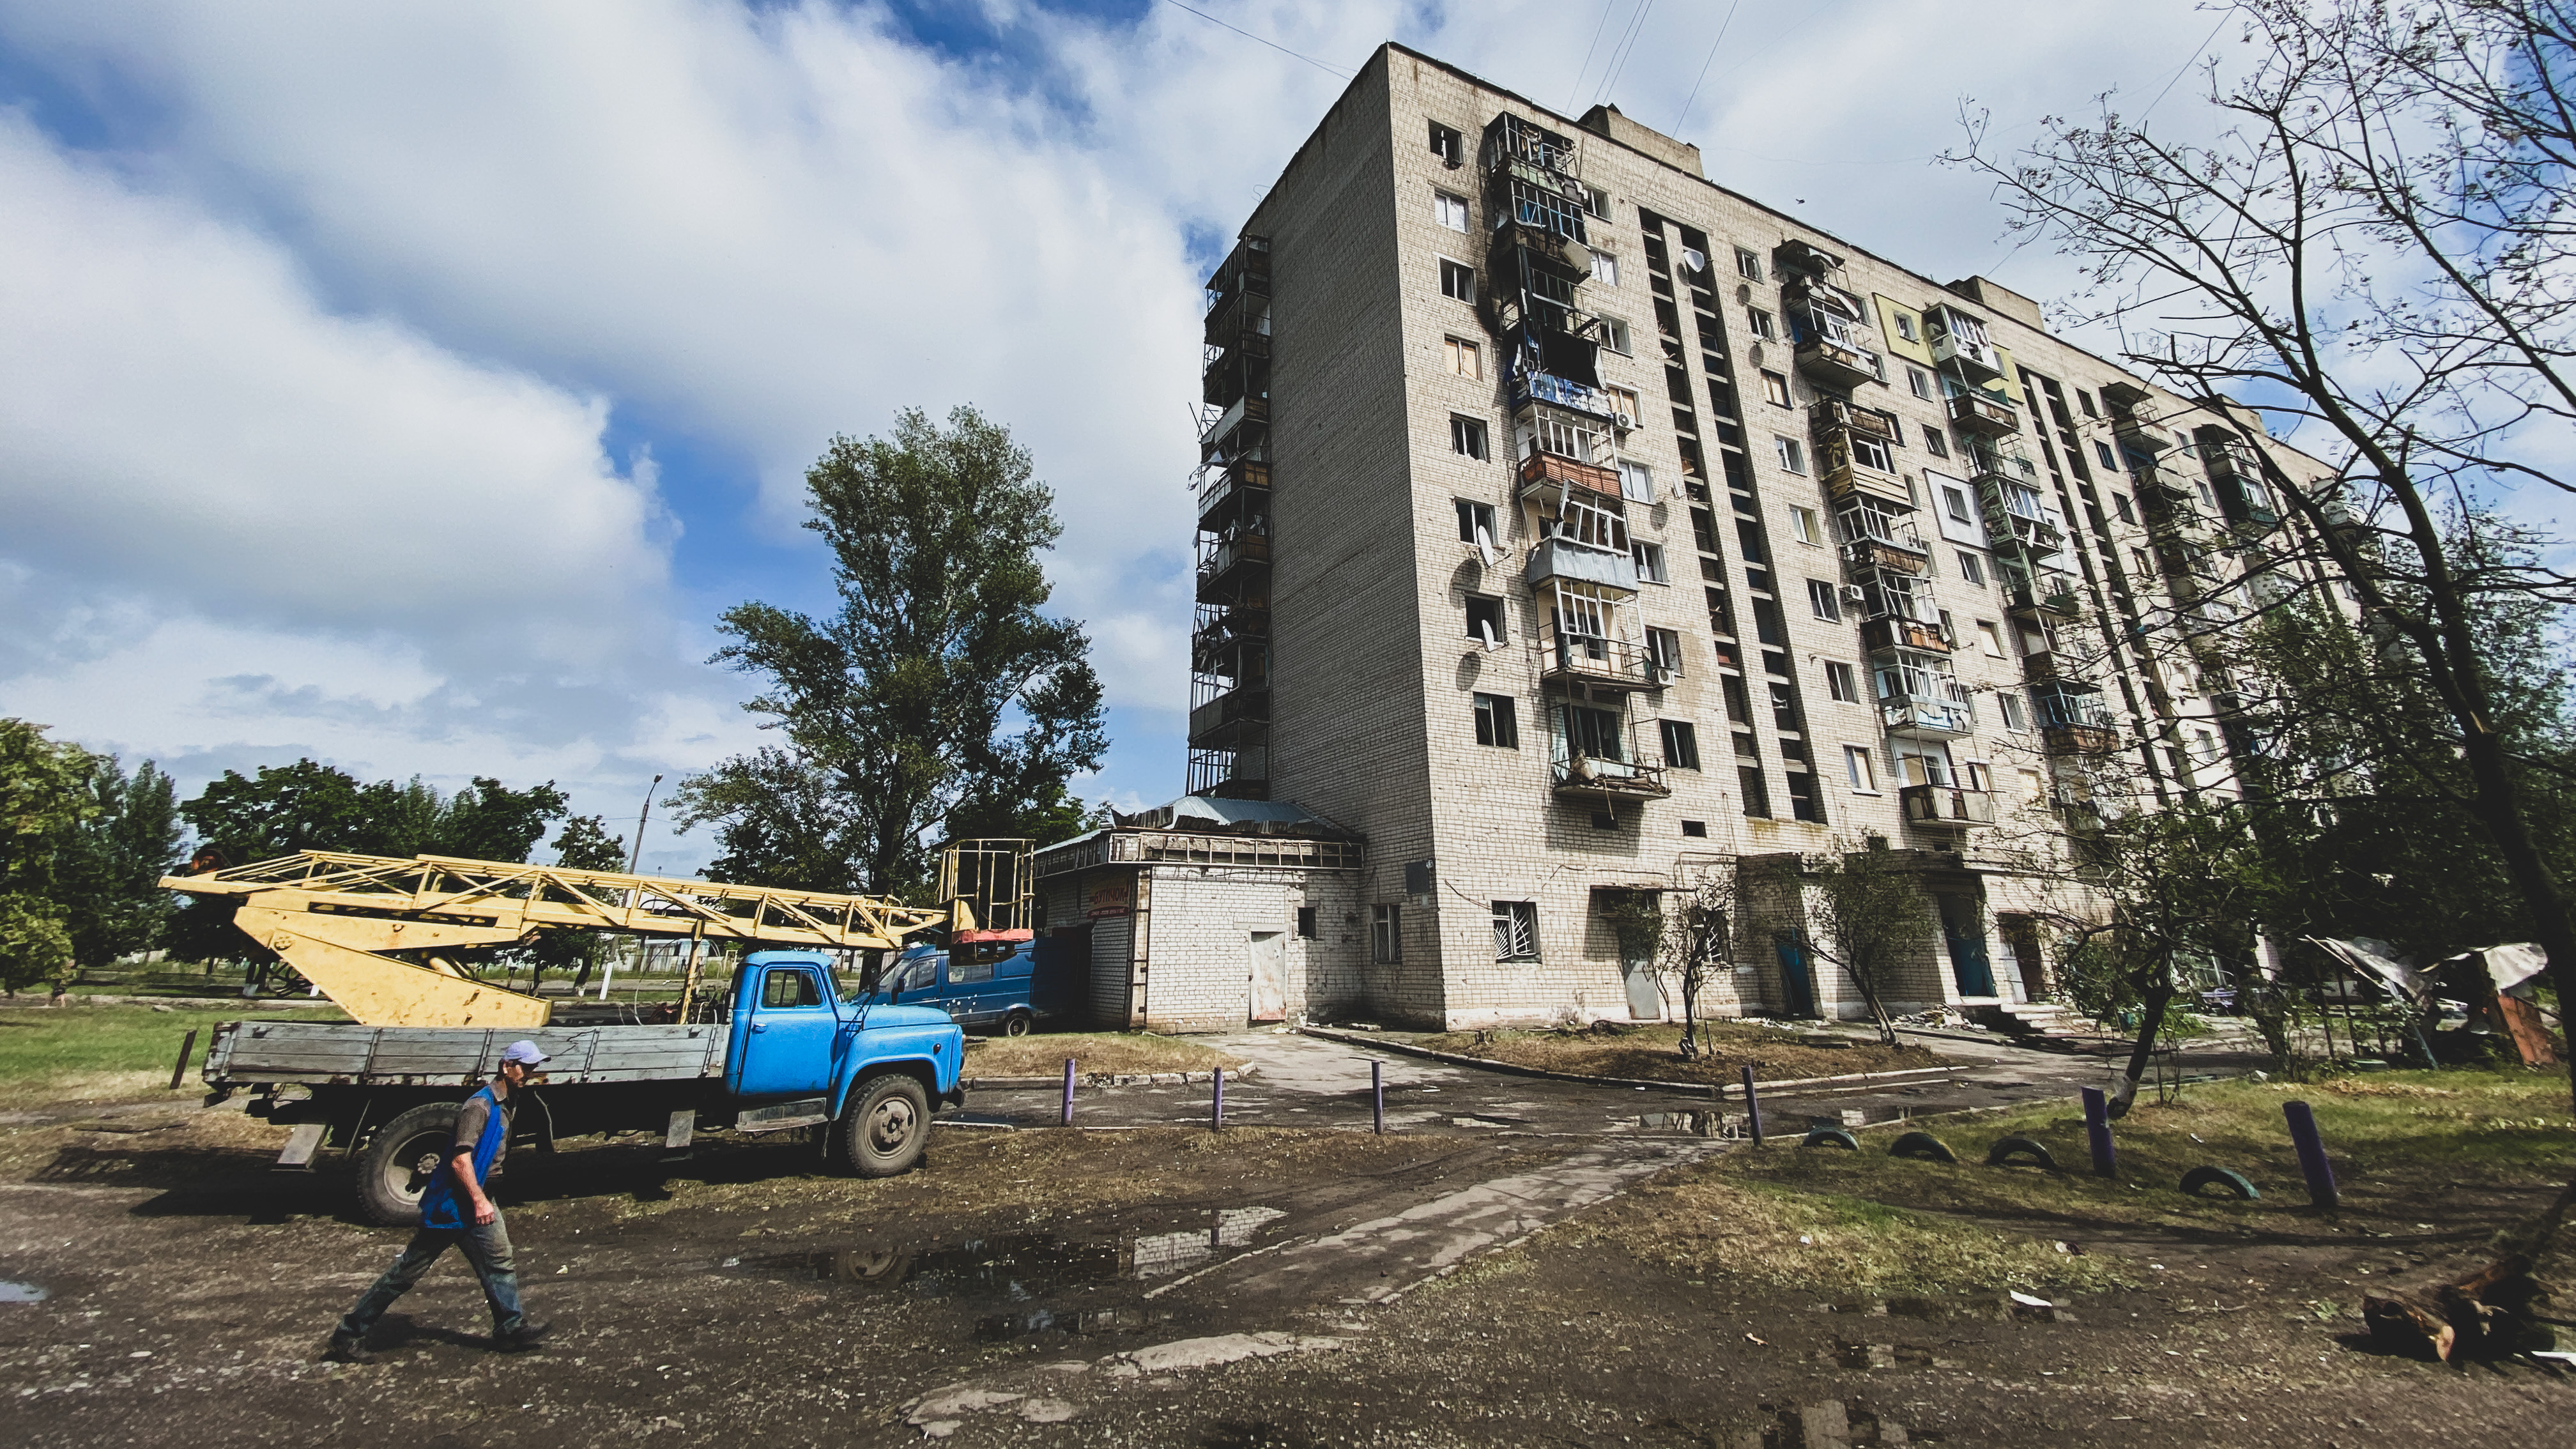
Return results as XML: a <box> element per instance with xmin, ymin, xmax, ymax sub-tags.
<box><xmin>0</xmin><ymin>0</ymin><xmax>2294</xmax><ymax>859</ymax></box>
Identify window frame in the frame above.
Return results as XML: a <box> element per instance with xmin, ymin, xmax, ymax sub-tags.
<box><xmin>1747</xmin><ymin>307</ymin><xmax>1777</xmax><ymax>340</ymax></box>
<box><xmin>1843</xmin><ymin>744</ymin><xmax>1879</xmax><ymax>793</ymax></box>
<box><xmin>1450</xmin><ymin>413</ymin><xmax>1489</xmax><ymax>460</ymax></box>
<box><xmin>1370</xmin><ymin>903</ymin><xmax>1402</xmax><ymax>963</ymax></box>
<box><xmin>1774</xmin><ymin>436</ymin><xmax>1807</xmax><ymax>474</ymax></box>
<box><xmin>1443</xmin><ymin>335</ymin><xmax>1482</xmax><ymax>379</ymax></box>
<box><xmin>1806</xmin><ymin>578</ymin><xmax>1843</xmax><ymax>623</ymax></box>
<box><xmin>1491</xmin><ymin>900</ymin><xmax>1540</xmax><ymax>963</ymax></box>
<box><xmin>1659</xmin><ymin>717</ymin><xmax>1701</xmax><ymax>770</ymax></box>
<box><xmin>1455</xmin><ymin>498</ymin><xmax>1496</xmax><ymax>546</ymax></box>
<box><xmin>1823</xmin><ymin>660</ymin><xmax>1860</xmax><ymax>703</ymax></box>
<box><xmin>1630</xmin><ymin>540</ymin><xmax>1668</xmax><ymax>583</ymax></box>
<box><xmin>1788</xmin><ymin>505</ymin><xmax>1821</xmax><ymax>544</ymax></box>
<box><xmin>1733</xmin><ymin>247</ymin><xmax>1763</xmax><ymax>280</ymax></box>
<box><xmin>1596</xmin><ymin>315</ymin><xmax>1633</xmax><ymax>354</ymax></box>
<box><xmin>1472</xmin><ymin>690</ymin><xmax>1519</xmax><ymax>747</ymax></box>
<box><xmin>1438</xmin><ymin>257</ymin><xmax>1476</xmax><ymax>303</ymax></box>
<box><xmin>1465</xmin><ymin>595</ymin><xmax>1506</xmax><ymax>647</ymax></box>
<box><xmin>1429</xmin><ymin>121</ymin><xmax>1463</xmax><ymax>164</ymax></box>
<box><xmin>1432</xmin><ymin>189</ymin><xmax>1469</xmax><ymax>231</ymax></box>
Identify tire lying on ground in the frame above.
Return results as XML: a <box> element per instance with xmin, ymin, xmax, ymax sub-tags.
<box><xmin>1985</xmin><ymin>1135</ymin><xmax>2058</xmax><ymax>1171</ymax></box>
<box><xmin>2178</xmin><ymin>1164</ymin><xmax>2260</xmax><ymax>1200</ymax></box>
<box><xmin>838</xmin><ymin>1072</ymin><xmax>931</xmax><ymax>1178</ymax></box>
<box><xmin>1802</xmin><ymin>1126</ymin><xmax>1860</xmax><ymax>1150</ymax></box>
<box><xmin>1889</xmin><ymin>1130</ymin><xmax>1959</xmax><ymax>1163</ymax></box>
<box><xmin>358</xmin><ymin>1102</ymin><xmax>462</xmax><ymax>1228</ymax></box>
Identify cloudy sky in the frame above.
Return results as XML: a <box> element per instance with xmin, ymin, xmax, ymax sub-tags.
<box><xmin>0</xmin><ymin>0</ymin><xmax>2249</xmax><ymax>872</ymax></box>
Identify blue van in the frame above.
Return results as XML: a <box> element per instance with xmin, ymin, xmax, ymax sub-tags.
<box><xmin>865</xmin><ymin>934</ymin><xmax>1084</xmax><ymax>1036</ymax></box>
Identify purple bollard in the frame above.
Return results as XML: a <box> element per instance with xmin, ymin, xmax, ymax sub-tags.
<box><xmin>1061</xmin><ymin>1057</ymin><xmax>1077</xmax><ymax>1127</ymax></box>
<box><xmin>2283</xmin><ymin>1100</ymin><xmax>2338</xmax><ymax>1210</ymax></box>
<box><xmin>1211</xmin><ymin>1066</ymin><xmax>1225</xmax><ymax>1130</ymax></box>
<box><xmin>1741</xmin><ymin>1065</ymin><xmax>1764</xmax><ymax>1146</ymax></box>
<box><xmin>1372</xmin><ymin>1059</ymin><xmax>1384</xmax><ymax>1135</ymax></box>
<box><xmin>2080</xmin><ymin>1086</ymin><xmax>2118</xmax><ymax>1177</ymax></box>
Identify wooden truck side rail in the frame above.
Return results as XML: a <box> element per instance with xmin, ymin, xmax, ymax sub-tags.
<box><xmin>206</xmin><ymin>1020</ymin><xmax>728</xmax><ymax>1089</ymax></box>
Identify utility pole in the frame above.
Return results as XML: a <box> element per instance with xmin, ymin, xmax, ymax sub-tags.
<box><xmin>600</xmin><ymin>774</ymin><xmax>664</xmax><ymax>1002</ymax></box>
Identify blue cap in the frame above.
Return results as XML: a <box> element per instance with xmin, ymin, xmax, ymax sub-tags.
<box><xmin>501</xmin><ymin>1040</ymin><xmax>549</xmax><ymax>1068</ymax></box>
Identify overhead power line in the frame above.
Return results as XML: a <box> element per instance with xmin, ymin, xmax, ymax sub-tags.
<box><xmin>1672</xmin><ymin>0</ymin><xmax>1742</xmax><ymax>135</ymax></box>
<box><xmin>1162</xmin><ymin>1</ymin><xmax>1353</xmax><ymax>79</ymax></box>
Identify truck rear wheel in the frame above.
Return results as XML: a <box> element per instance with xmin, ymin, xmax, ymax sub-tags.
<box><xmin>1002</xmin><ymin>1010</ymin><xmax>1033</xmax><ymax>1038</ymax></box>
<box><xmin>838</xmin><ymin>1074</ymin><xmax>930</xmax><ymax>1179</ymax></box>
<box><xmin>357</xmin><ymin>1103</ymin><xmax>460</xmax><ymax>1227</ymax></box>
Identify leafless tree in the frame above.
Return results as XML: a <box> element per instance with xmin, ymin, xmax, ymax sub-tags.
<box><xmin>1952</xmin><ymin>0</ymin><xmax>2576</xmax><ymax>1123</ymax></box>
<box><xmin>1665</xmin><ymin>864</ymin><xmax>1741</xmax><ymax>1059</ymax></box>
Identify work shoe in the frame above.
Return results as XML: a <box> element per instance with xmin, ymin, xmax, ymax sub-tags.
<box><xmin>492</xmin><ymin>1321</ymin><xmax>553</xmax><ymax>1353</ymax></box>
<box><xmin>322</xmin><ymin>1331</ymin><xmax>375</xmax><ymax>1365</ymax></box>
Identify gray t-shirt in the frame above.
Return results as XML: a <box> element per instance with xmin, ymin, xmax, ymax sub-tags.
<box><xmin>451</xmin><ymin>1095</ymin><xmax>513</xmax><ymax>1177</ymax></box>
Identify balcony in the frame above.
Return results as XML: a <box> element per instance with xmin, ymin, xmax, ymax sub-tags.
<box><xmin>1551</xmin><ymin>752</ymin><xmax>1673</xmax><ymax>801</ymax></box>
<box><xmin>1901</xmin><ymin>784</ymin><xmax>1997</xmax><ymax>828</ymax></box>
<box><xmin>1537</xmin><ymin>624</ymin><xmax>1664</xmax><ymax>693</ymax></box>
<box><xmin>1195</xmin><ymin>532</ymin><xmax>1271</xmax><ymax>602</ymax></box>
<box><xmin>2020</xmin><ymin>650</ymin><xmax>2099</xmax><ymax>687</ymax></box>
<box><xmin>1860</xmin><ymin>615</ymin><xmax>1950</xmax><ymax>655</ymax></box>
<box><xmin>1930</xmin><ymin>328</ymin><xmax>2004</xmax><ymax>384</ymax></box>
<box><xmin>1843</xmin><ymin>535</ymin><xmax>1929</xmax><ymax>576</ymax></box>
<box><xmin>1524</xmin><ymin>537</ymin><xmax>1639</xmax><ymax>592</ymax></box>
<box><xmin>1199</xmin><ymin>393</ymin><xmax>1269</xmax><ymax>458</ymax></box>
<box><xmin>1979</xmin><ymin>498</ymin><xmax>2065</xmax><ymax>556</ymax></box>
<box><xmin>2042</xmin><ymin>723</ymin><xmax>2119</xmax><ymax>756</ymax></box>
<box><xmin>1510</xmin><ymin>370</ymin><xmax>1619</xmax><ymax>423</ymax></box>
<box><xmin>1811</xmin><ymin>397</ymin><xmax>1896</xmax><ymax>443</ymax></box>
<box><xmin>2112</xmin><ymin>411</ymin><xmax>2174</xmax><ymax>454</ymax></box>
<box><xmin>2005</xmin><ymin>577</ymin><xmax>2082</xmax><ymax>618</ymax></box>
<box><xmin>1947</xmin><ymin>392</ymin><xmax>2020</xmax><ymax>436</ymax></box>
<box><xmin>1823</xmin><ymin>458</ymin><xmax>1912</xmax><ymax>509</ymax></box>
<box><xmin>1795</xmin><ymin>335</ymin><xmax>1882</xmax><ymax>391</ymax></box>
<box><xmin>1195</xmin><ymin>457</ymin><xmax>1270</xmax><ymax>530</ymax></box>
<box><xmin>1517</xmin><ymin>450</ymin><xmax>1621</xmax><ymax>506</ymax></box>
<box><xmin>1187</xmin><ymin>687</ymin><xmax>1270</xmax><ymax>747</ymax></box>
<box><xmin>1882</xmin><ymin>697</ymin><xmax>1974</xmax><ymax>739</ymax></box>
<box><xmin>2211</xmin><ymin>470</ymin><xmax>2280</xmax><ymax>529</ymax></box>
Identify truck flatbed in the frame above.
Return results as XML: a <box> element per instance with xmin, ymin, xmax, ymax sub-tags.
<box><xmin>208</xmin><ymin>1020</ymin><xmax>728</xmax><ymax>1089</ymax></box>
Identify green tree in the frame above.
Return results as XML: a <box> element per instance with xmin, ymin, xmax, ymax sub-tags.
<box><xmin>673</xmin><ymin>406</ymin><xmax>1110</xmax><ymax>896</ymax></box>
<box><xmin>54</xmin><ymin>756</ymin><xmax>187</xmax><ymax>971</ymax></box>
<box><xmin>1800</xmin><ymin>843</ymin><xmax>1938</xmax><ymax>1047</ymax></box>
<box><xmin>0</xmin><ymin>719</ymin><xmax>91</xmax><ymax>995</ymax></box>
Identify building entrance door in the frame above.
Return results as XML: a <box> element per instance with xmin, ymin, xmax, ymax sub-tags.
<box><xmin>1246</xmin><ymin>931</ymin><xmax>1287</xmax><ymax>1023</ymax></box>
<box><xmin>1938</xmin><ymin>894</ymin><xmax>1997</xmax><ymax>997</ymax></box>
<box><xmin>1999</xmin><ymin>915</ymin><xmax>2045</xmax><ymax>1000</ymax></box>
<box><xmin>1621</xmin><ymin>951</ymin><xmax>1662</xmax><ymax>1020</ymax></box>
<box><xmin>1774</xmin><ymin>937</ymin><xmax>1818</xmax><ymax>1018</ymax></box>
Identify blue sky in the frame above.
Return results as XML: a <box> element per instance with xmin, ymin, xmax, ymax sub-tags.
<box><xmin>0</xmin><ymin>0</ymin><xmax>2271</xmax><ymax>873</ymax></box>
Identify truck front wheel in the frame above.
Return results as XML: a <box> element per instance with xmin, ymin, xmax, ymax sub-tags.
<box><xmin>838</xmin><ymin>1074</ymin><xmax>930</xmax><ymax>1179</ymax></box>
<box><xmin>357</xmin><ymin>1103</ymin><xmax>460</xmax><ymax>1227</ymax></box>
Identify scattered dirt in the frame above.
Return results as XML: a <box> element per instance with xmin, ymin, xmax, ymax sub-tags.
<box><xmin>965</xmin><ymin>1033</ymin><xmax>1246</xmax><ymax>1078</ymax></box>
<box><xmin>1414</xmin><ymin>1022</ymin><xmax>1951</xmax><ymax>1084</ymax></box>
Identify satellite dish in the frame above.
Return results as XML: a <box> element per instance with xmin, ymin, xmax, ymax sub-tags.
<box><xmin>1682</xmin><ymin>247</ymin><xmax>1708</xmax><ymax>273</ymax></box>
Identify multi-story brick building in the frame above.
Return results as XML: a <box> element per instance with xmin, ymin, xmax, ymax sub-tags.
<box><xmin>1154</xmin><ymin>43</ymin><xmax>2342</xmax><ymax>1034</ymax></box>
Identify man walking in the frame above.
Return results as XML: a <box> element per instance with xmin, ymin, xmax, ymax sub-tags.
<box><xmin>325</xmin><ymin>1039</ymin><xmax>555</xmax><ymax>1363</ymax></box>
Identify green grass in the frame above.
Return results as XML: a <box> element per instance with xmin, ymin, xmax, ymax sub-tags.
<box><xmin>0</xmin><ymin>1002</ymin><xmax>344</xmax><ymax>1104</ymax></box>
<box><xmin>1584</xmin><ymin>1067</ymin><xmax>2574</xmax><ymax>1298</ymax></box>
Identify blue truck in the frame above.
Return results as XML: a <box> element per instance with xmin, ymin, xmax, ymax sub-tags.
<box><xmin>865</xmin><ymin>934</ymin><xmax>1085</xmax><ymax>1036</ymax></box>
<box><xmin>203</xmin><ymin>949</ymin><xmax>969</xmax><ymax>1225</ymax></box>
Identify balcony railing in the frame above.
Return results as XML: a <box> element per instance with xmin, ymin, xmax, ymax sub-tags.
<box><xmin>2042</xmin><ymin>723</ymin><xmax>2118</xmax><ymax>756</ymax></box>
<box><xmin>1195</xmin><ymin>456</ymin><xmax>1270</xmax><ymax>528</ymax></box>
<box><xmin>1901</xmin><ymin>784</ymin><xmax>1997</xmax><ymax>827</ymax></box>
<box><xmin>1524</xmin><ymin>537</ymin><xmax>1639</xmax><ymax>592</ymax></box>
<box><xmin>1842</xmin><ymin>537</ymin><xmax>1929</xmax><ymax>576</ymax></box>
<box><xmin>1537</xmin><ymin>624</ymin><xmax>1664</xmax><ymax>692</ymax></box>
<box><xmin>1195</xmin><ymin>533</ymin><xmax>1270</xmax><ymax>602</ymax></box>
<box><xmin>1551</xmin><ymin>752</ymin><xmax>1672</xmax><ymax>800</ymax></box>
<box><xmin>2005</xmin><ymin>576</ymin><xmax>2082</xmax><ymax>618</ymax></box>
<box><xmin>1981</xmin><ymin>502</ymin><xmax>2066</xmax><ymax>556</ymax></box>
<box><xmin>1186</xmin><ymin>686</ymin><xmax>1270</xmax><ymax>746</ymax></box>
<box><xmin>1823</xmin><ymin>459</ymin><xmax>1912</xmax><ymax>508</ymax></box>
<box><xmin>1198</xmin><ymin>393</ymin><xmax>1269</xmax><ymax>456</ymax></box>
<box><xmin>1860</xmin><ymin>615</ymin><xmax>1950</xmax><ymax>655</ymax></box>
<box><xmin>1810</xmin><ymin>397</ymin><xmax>1896</xmax><ymax>442</ymax></box>
<box><xmin>1510</xmin><ymin>370</ymin><xmax>1619</xmax><ymax>423</ymax></box>
<box><xmin>2020</xmin><ymin>650</ymin><xmax>2103</xmax><ymax>687</ymax></box>
<box><xmin>1795</xmin><ymin>335</ymin><xmax>1882</xmax><ymax>390</ymax></box>
<box><xmin>1518</xmin><ymin>450</ymin><xmax>1621</xmax><ymax>503</ymax></box>
<box><xmin>1931</xmin><ymin>329</ymin><xmax>2003</xmax><ymax>383</ymax></box>
<box><xmin>1947</xmin><ymin>392</ymin><xmax>2020</xmax><ymax>436</ymax></box>
<box><xmin>1882</xmin><ymin>697</ymin><xmax>1974</xmax><ymax>738</ymax></box>
<box><xmin>2113</xmin><ymin>412</ymin><xmax>2174</xmax><ymax>453</ymax></box>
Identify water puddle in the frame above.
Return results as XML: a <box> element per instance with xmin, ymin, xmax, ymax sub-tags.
<box><xmin>0</xmin><ymin>1280</ymin><xmax>49</xmax><ymax>1303</ymax></box>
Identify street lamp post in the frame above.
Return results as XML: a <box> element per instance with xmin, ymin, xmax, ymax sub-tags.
<box><xmin>599</xmin><ymin>774</ymin><xmax>664</xmax><ymax>1002</ymax></box>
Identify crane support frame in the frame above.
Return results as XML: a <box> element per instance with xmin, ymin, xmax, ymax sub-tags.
<box><xmin>162</xmin><ymin>850</ymin><xmax>991</xmax><ymax>1029</ymax></box>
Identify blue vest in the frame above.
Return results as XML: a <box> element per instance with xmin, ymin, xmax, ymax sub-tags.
<box><xmin>418</xmin><ymin>1085</ymin><xmax>507</xmax><ymax>1230</ymax></box>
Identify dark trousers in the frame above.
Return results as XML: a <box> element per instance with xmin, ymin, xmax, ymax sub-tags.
<box><xmin>337</xmin><ymin>1215</ymin><xmax>525</xmax><ymax>1340</ymax></box>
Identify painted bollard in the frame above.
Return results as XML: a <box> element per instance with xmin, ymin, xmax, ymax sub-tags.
<box><xmin>1061</xmin><ymin>1057</ymin><xmax>1077</xmax><ymax>1127</ymax></box>
<box><xmin>1212</xmin><ymin>1066</ymin><xmax>1225</xmax><ymax>1130</ymax></box>
<box><xmin>1741</xmin><ymin>1064</ymin><xmax>1764</xmax><ymax>1146</ymax></box>
<box><xmin>1372</xmin><ymin>1059</ymin><xmax>1384</xmax><ymax>1135</ymax></box>
<box><xmin>2080</xmin><ymin>1086</ymin><xmax>2117</xmax><ymax>1177</ymax></box>
<box><xmin>2283</xmin><ymin>1100</ymin><xmax>2338</xmax><ymax>1210</ymax></box>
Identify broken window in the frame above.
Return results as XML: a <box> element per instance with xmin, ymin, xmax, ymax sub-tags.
<box><xmin>1439</xmin><ymin>258</ymin><xmax>1476</xmax><ymax>302</ymax></box>
<box><xmin>1491</xmin><ymin>901</ymin><xmax>1539</xmax><ymax>962</ymax></box>
<box><xmin>1450</xmin><ymin>415</ymin><xmax>1489</xmax><ymax>459</ymax></box>
<box><xmin>1465</xmin><ymin>595</ymin><xmax>1506</xmax><ymax>647</ymax></box>
<box><xmin>1473</xmin><ymin>692</ymin><xmax>1519</xmax><ymax>747</ymax></box>
<box><xmin>1660</xmin><ymin>719</ymin><xmax>1701</xmax><ymax>770</ymax></box>
<box><xmin>1371</xmin><ymin>905</ymin><xmax>1402</xmax><ymax>963</ymax></box>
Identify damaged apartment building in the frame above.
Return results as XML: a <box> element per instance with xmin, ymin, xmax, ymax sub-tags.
<box><xmin>1064</xmin><ymin>43</ymin><xmax>2345</xmax><ymax>1034</ymax></box>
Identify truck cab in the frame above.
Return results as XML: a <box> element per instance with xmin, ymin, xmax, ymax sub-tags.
<box><xmin>723</xmin><ymin>951</ymin><xmax>967</xmax><ymax>1170</ymax></box>
<box><xmin>861</xmin><ymin>936</ymin><xmax>1078</xmax><ymax>1037</ymax></box>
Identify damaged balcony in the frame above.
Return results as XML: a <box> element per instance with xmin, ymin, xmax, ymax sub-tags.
<box><xmin>1524</xmin><ymin>535</ymin><xmax>1637</xmax><ymax>592</ymax></box>
<box><xmin>2005</xmin><ymin>573</ymin><xmax>2082</xmax><ymax>618</ymax></box>
<box><xmin>1195</xmin><ymin>529</ymin><xmax>1270</xmax><ymax>604</ymax></box>
<box><xmin>1537</xmin><ymin>622</ymin><xmax>1662</xmax><ymax>693</ymax></box>
<box><xmin>1947</xmin><ymin>391</ymin><xmax>2020</xmax><ymax>436</ymax></box>
<box><xmin>1186</xmin><ymin>686</ymin><xmax>1270</xmax><ymax>747</ymax></box>
<box><xmin>1837</xmin><ymin>502</ymin><xmax>1929</xmax><ymax>574</ymax></box>
<box><xmin>2035</xmin><ymin>687</ymin><xmax>2118</xmax><ymax>756</ymax></box>
<box><xmin>1551</xmin><ymin>752</ymin><xmax>1671</xmax><ymax>801</ymax></box>
<box><xmin>1795</xmin><ymin>335</ymin><xmax>1882</xmax><ymax>392</ymax></box>
<box><xmin>1517</xmin><ymin>450</ymin><xmax>1621</xmax><ymax>509</ymax></box>
<box><xmin>1901</xmin><ymin>783</ymin><xmax>1997</xmax><ymax>828</ymax></box>
<box><xmin>1195</xmin><ymin>454</ymin><xmax>1271</xmax><ymax>532</ymax></box>
<box><xmin>1977</xmin><ymin>479</ymin><xmax>2066</xmax><ymax>556</ymax></box>
<box><xmin>1881</xmin><ymin>694</ymin><xmax>1973</xmax><ymax>738</ymax></box>
<box><xmin>1925</xmin><ymin>303</ymin><xmax>2003</xmax><ymax>384</ymax></box>
<box><xmin>2020</xmin><ymin>648</ymin><xmax>2101</xmax><ymax>687</ymax></box>
<box><xmin>1860</xmin><ymin>614</ymin><xmax>1949</xmax><ymax>655</ymax></box>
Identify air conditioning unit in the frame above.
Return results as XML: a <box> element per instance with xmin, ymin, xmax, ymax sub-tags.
<box><xmin>1839</xmin><ymin>585</ymin><xmax>1869</xmax><ymax>610</ymax></box>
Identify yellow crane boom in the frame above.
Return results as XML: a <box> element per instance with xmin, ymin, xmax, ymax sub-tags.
<box><xmin>162</xmin><ymin>843</ymin><xmax>1030</xmax><ymax>1029</ymax></box>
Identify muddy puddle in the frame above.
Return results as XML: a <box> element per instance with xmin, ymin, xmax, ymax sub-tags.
<box><xmin>728</xmin><ymin>1206</ymin><xmax>1289</xmax><ymax>1338</ymax></box>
